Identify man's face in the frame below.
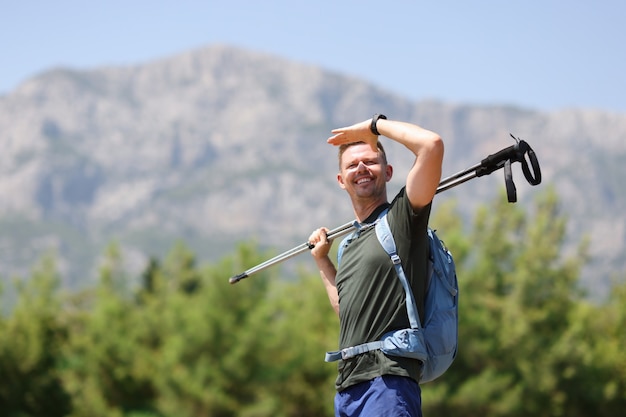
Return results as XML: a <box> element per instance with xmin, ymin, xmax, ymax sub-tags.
<box><xmin>337</xmin><ymin>143</ymin><xmax>392</xmax><ymax>200</ymax></box>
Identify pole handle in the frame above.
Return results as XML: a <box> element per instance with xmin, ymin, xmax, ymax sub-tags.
<box><xmin>476</xmin><ymin>136</ymin><xmax>541</xmax><ymax>188</ymax></box>
<box><xmin>477</xmin><ymin>144</ymin><xmax>518</xmax><ymax>176</ymax></box>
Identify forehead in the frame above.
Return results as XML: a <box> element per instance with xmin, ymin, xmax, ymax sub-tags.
<box><xmin>340</xmin><ymin>143</ymin><xmax>381</xmax><ymax>166</ymax></box>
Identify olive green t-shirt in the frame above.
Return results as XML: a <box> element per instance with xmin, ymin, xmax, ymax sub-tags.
<box><xmin>334</xmin><ymin>187</ymin><xmax>431</xmax><ymax>391</ymax></box>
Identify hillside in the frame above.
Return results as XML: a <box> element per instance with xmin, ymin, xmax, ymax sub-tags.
<box><xmin>0</xmin><ymin>44</ymin><xmax>624</xmax><ymax>296</ymax></box>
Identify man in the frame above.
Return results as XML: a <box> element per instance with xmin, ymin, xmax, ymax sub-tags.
<box><xmin>308</xmin><ymin>114</ymin><xmax>444</xmax><ymax>417</ymax></box>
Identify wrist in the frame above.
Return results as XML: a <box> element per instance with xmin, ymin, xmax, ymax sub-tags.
<box><xmin>370</xmin><ymin>113</ymin><xmax>387</xmax><ymax>135</ymax></box>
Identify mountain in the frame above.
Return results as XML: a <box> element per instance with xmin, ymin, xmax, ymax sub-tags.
<box><xmin>0</xmin><ymin>44</ymin><xmax>624</xmax><ymax>297</ymax></box>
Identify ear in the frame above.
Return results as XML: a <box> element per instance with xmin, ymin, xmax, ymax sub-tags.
<box><xmin>337</xmin><ymin>172</ymin><xmax>346</xmax><ymax>190</ymax></box>
<box><xmin>385</xmin><ymin>164</ymin><xmax>393</xmax><ymax>182</ymax></box>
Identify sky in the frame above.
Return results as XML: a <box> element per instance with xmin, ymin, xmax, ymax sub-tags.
<box><xmin>1</xmin><ymin>0</ymin><xmax>624</xmax><ymax>112</ymax></box>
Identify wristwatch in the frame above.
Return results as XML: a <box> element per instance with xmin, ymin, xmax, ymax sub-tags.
<box><xmin>370</xmin><ymin>114</ymin><xmax>387</xmax><ymax>135</ymax></box>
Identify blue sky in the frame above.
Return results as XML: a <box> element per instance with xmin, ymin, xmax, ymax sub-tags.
<box><xmin>2</xmin><ymin>0</ymin><xmax>624</xmax><ymax>112</ymax></box>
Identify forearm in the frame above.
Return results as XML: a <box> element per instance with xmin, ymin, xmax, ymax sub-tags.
<box><xmin>316</xmin><ymin>256</ymin><xmax>340</xmax><ymax>316</ymax></box>
<box><xmin>376</xmin><ymin>118</ymin><xmax>444</xmax><ymax>209</ymax></box>
<box><xmin>375</xmin><ymin>118</ymin><xmax>442</xmax><ymax>155</ymax></box>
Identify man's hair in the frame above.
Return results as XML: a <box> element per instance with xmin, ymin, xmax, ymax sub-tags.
<box><xmin>338</xmin><ymin>141</ymin><xmax>388</xmax><ymax>169</ymax></box>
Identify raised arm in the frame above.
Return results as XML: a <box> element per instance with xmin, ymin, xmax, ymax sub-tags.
<box><xmin>375</xmin><ymin>118</ymin><xmax>443</xmax><ymax>210</ymax></box>
<box><xmin>328</xmin><ymin>116</ymin><xmax>444</xmax><ymax>210</ymax></box>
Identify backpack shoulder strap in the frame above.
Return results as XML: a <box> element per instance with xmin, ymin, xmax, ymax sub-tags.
<box><xmin>337</xmin><ymin>234</ymin><xmax>350</xmax><ymax>265</ymax></box>
<box><xmin>375</xmin><ymin>212</ymin><xmax>422</xmax><ymax>330</ymax></box>
<box><xmin>337</xmin><ymin>212</ymin><xmax>385</xmax><ymax>265</ymax></box>
<box><xmin>337</xmin><ymin>219</ymin><xmax>361</xmax><ymax>265</ymax></box>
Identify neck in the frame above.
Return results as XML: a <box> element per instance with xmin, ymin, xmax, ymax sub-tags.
<box><xmin>351</xmin><ymin>196</ymin><xmax>388</xmax><ymax>223</ymax></box>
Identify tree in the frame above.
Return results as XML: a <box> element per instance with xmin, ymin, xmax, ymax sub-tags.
<box><xmin>2</xmin><ymin>188</ymin><xmax>624</xmax><ymax>417</ymax></box>
<box><xmin>59</xmin><ymin>243</ymin><xmax>158</xmax><ymax>417</ymax></box>
<box><xmin>422</xmin><ymin>188</ymin><xmax>626</xmax><ymax>417</ymax></box>
<box><xmin>0</xmin><ymin>256</ymin><xmax>72</xmax><ymax>417</ymax></box>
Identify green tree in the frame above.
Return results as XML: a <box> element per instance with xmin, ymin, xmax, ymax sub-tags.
<box><xmin>59</xmin><ymin>243</ymin><xmax>158</xmax><ymax>417</ymax></box>
<box><xmin>146</xmin><ymin>242</ymin><xmax>277</xmax><ymax>417</ymax></box>
<box><xmin>3</xmin><ymin>188</ymin><xmax>625</xmax><ymax>417</ymax></box>
<box><xmin>0</xmin><ymin>256</ymin><xmax>71</xmax><ymax>417</ymax></box>
<box><xmin>240</xmin><ymin>271</ymin><xmax>338</xmax><ymax>417</ymax></box>
<box><xmin>144</xmin><ymin>242</ymin><xmax>338</xmax><ymax>417</ymax></box>
<box><xmin>555</xmin><ymin>274</ymin><xmax>626</xmax><ymax>416</ymax></box>
<box><xmin>422</xmin><ymin>188</ymin><xmax>626</xmax><ymax>417</ymax></box>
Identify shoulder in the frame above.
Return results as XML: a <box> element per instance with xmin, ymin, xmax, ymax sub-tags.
<box><xmin>389</xmin><ymin>187</ymin><xmax>431</xmax><ymax>223</ymax></box>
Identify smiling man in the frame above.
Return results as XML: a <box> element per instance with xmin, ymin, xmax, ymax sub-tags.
<box><xmin>308</xmin><ymin>114</ymin><xmax>443</xmax><ymax>417</ymax></box>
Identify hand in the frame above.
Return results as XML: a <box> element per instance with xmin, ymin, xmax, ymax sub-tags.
<box><xmin>327</xmin><ymin>118</ymin><xmax>378</xmax><ymax>152</ymax></box>
<box><xmin>307</xmin><ymin>227</ymin><xmax>332</xmax><ymax>259</ymax></box>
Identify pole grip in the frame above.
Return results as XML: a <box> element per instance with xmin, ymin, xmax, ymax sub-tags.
<box><xmin>477</xmin><ymin>144</ymin><xmax>517</xmax><ymax>177</ymax></box>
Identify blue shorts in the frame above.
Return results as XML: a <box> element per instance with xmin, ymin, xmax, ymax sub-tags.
<box><xmin>334</xmin><ymin>375</ymin><xmax>422</xmax><ymax>417</ymax></box>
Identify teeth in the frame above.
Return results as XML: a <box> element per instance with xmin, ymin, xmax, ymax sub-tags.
<box><xmin>357</xmin><ymin>178</ymin><xmax>371</xmax><ymax>184</ymax></box>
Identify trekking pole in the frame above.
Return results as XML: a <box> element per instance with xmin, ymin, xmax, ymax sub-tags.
<box><xmin>229</xmin><ymin>135</ymin><xmax>541</xmax><ymax>284</ymax></box>
<box><xmin>228</xmin><ymin>221</ymin><xmax>355</xmax><ymax>284</ymax></box>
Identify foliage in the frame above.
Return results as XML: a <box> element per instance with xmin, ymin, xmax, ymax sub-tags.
<box><xmin>0</xmin><ymin>256</ymin><xmax>71</xmax><ymax>417</ymax></box>
<box><xmin>424</xmin><ymin>188</ymin><xmax>626</xmax><ymax>416</ymax></box>
<box><xmin>1</xmin><ymin>189</ymin><xmax>625</xmax><ymax>416</ymax></box>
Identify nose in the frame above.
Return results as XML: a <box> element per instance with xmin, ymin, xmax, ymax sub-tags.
<box><xmin>356</xmin><ymin>161</ymin><xmax>367</xmax><ymax>171</ymax></box>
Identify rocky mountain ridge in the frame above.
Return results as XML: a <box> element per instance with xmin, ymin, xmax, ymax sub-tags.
<box><xmin>0</xmin><ymin>44</ymin><xmax>624</xmax><ymax>296</ymax></box>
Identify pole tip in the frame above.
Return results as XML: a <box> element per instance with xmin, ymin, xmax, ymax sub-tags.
<box><xmin>229</xmin><ymin>273</ymin><xmax>248</xmax><ymax>285</ymax></box>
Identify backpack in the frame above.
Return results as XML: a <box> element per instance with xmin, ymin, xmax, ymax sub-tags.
<box><xmin>325</xmin><ymin>209</ymin><xmax>459</xmax><ymax>383</ymax></box>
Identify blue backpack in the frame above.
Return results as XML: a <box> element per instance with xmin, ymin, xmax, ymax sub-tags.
<box><xmin>325</xmin><ymin>209</ymin><xmax>459</xmax><ymax>383</ymax></box>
